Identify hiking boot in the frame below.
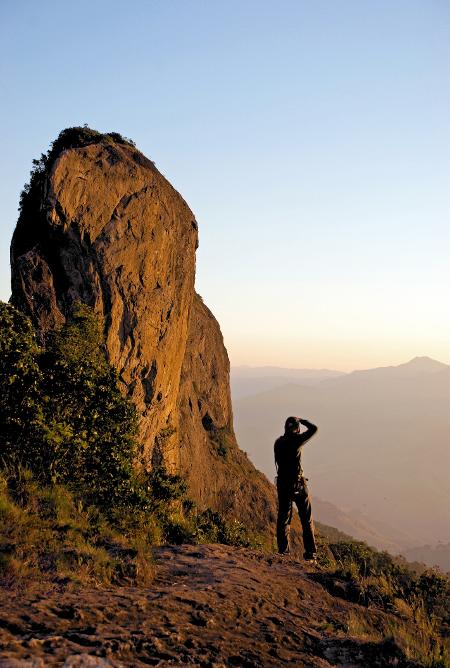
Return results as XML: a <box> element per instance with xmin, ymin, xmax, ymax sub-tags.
<box><xmin>304</xmin><ymin>553</ymin><xmax>318</xmax><ymax>565</ymax></box>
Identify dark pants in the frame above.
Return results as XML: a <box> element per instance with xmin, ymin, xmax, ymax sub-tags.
<box><xmin>276</xmin><ymin>477</ymin><xmax>317</xmax><ymax>557</ymax></box>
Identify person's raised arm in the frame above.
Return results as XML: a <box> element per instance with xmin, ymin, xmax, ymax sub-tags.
<box><xmin>298</xmin><ymin>418</ymin><xmax>318</xmax><ymax>444</ymax></box>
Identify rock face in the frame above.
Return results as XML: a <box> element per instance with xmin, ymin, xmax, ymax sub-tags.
<box><xmin>10</xmin><ymin>131</ymin><xmax>277</xmax><ymax>536</ymax></box>
<box><xmin>178</xmin><ymin>294</ymin><xmax>276</xmax><ymax>533</ymax></box>
<box><xmin>12</xmin><ymin>140</ymin><xmax>197</xmax><ymax>470</ymax></box>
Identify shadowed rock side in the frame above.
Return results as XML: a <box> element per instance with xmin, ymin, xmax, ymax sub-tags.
<box><xmin>178</xmin><ymin>294</ymin><xmax>278</xmax><ymax>537</ymax></box>
<box><xmin>11</xmin><ymin>140</ymin><xmax>198</xmax><ymax>469</ymax></box>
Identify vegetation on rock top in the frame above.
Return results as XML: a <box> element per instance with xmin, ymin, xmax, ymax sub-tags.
<box><xmin>18</xmin><ymin>126</ymin><xmax>136</xmax><ymax>218</ymax></box>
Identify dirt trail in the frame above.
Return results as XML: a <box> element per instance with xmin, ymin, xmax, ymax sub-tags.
<box><xmin>0</xmin><ymin>544</ymin><xmax>417</xmax><ymax>667</ymax></box>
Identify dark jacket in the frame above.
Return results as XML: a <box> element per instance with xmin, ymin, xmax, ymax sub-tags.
<box><xmin>274</xmin><ymin>420</ymin><xmax>318</xmax><ymax>482</ymax></box>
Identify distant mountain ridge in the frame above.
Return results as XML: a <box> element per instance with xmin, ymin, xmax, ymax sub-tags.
<box><xmin>232</xmin><ymin>357</ymin><xmax>450</xmax><ymax>399</ymax></box>
<box><xmin>231</xmin><ymin>365</ymin><xmax>345</xmax><ymax>400</ymax></box>
<box><xmin>323</xmin><ymin>356</ymin><xmax>449</xmax><ymax>386</ymax></box>
<box><xmin>232</xmin><ymin>365</ymin><xmax>346</xmax><ymax>379</ymax></box>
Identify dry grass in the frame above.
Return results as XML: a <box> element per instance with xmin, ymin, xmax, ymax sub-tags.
<box><xmin>0</xmin><ymin>470</ymin><xmax>156</xmax><ymax>589</ymax></box>
<box><xmin>346</xmin><ymin>610</ymin><xmax>382</xmax><ymax>642</ymax></box>
<box><xmin>346</xmin><ymin>606</ymin><xmax>450</xmax><ymax>667</ymax></box>
<box><xmin>321</xmin><ymin>539</ymin><xmax>450</xmax><ymax>667</ymax></box>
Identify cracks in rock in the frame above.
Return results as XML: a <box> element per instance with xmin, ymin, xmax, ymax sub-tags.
<box><xmin>126</xmin><ymin>219</ymin><xmax>138</xmax><ymax>241</ymax></box>
<box><xmin>102</xmin><ymin>186</ymin><xmax>151</xmax><ymax>243</ymax></box>
<box><xmin>42</xmin><ymin>206</ymin><xmax>96</xmax><ymax>320</ymax></box>
<box><xmin>104</xmin><ymin>143</ymin><xmax>122</xmax><ymax>166</ymax></box>
<box><xmin>141</xmin><ymin>360</ymin><xmax>158</xmax><ymax>405</ymax></box>
<box><xmin>157</xmin><ymin>301</ymin><xmax>173</xmax><ymax>343</ymax></box>
<box><xmin>111</xmin><ymin>187</ymin><xmax>149</xmax><ymax>220</ymax></box>
<box><xmin>201</xmin><ymin>413</ymin><xmax>215</xmax><ymax>433</ymax></box>
<box><xmin>54</xmin><ymin>201</ymin><xmax>68</xmax><ymax>228</ymax></box>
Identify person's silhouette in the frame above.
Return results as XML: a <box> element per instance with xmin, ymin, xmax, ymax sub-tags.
<box><xmin>274</xmin><ymin>416</ymin><xmax>318</xmax><ymax>560</ymax></box>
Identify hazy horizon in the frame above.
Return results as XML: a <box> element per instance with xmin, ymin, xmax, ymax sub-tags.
<box><xmin>231</xmin><ymin>355</ymin><xmax>450</xmax><ymax>374</ymax></box>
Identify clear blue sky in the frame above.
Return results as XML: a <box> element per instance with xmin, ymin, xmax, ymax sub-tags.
<box><xmin>1</xmin><ymin>0</ymin><xmax>449</xmax><ymax>370</ymax></box>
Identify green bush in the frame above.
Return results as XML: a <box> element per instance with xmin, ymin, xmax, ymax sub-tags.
<box><xmin>144</xmin><ymin>465</ymin><xmax>187</xmax><ymax>511</ymax></box>
<box><xmin>211</xmin><ymin>427</ymin><xmax>235</xmax><ymax>459</ymax></box>
<box><xmin>0</xmin><ymin>302</ymin><xmax>140</xmax><ymax>511</ymax></box>
<box><xmin>0</xmin><ymin>468</ymin><xmax>154</xmax><ymax>587</ymax></box>
<box><xmin>416</xmin><ymin>570</ymin><xmax>450</xmax><ymax>625</ymax></box>
<box><xmin>0</xmin><ymin>302</ymin><xmax>43</xmax><ymax>466</ymax></box>
<box><xmin>37</xmin><ymin>304</ymin><xmax>139</xmax><ymax>509</ymax></box>
<box><xmin>163</xmin><ymin>505</ymin><xmax>263</xmax><ymax>549</ymax></box>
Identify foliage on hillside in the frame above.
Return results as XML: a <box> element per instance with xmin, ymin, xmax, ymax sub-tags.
<box><xmin>0</xmin><ymin>468</ymin><xmax>154</xmax><ymax>587</ymax></box>
<box><xmin>0</xmin><ymin>301</ymin><xmax>262</xmax><ymax>588</ymax></box>
<box><xmin>327</xmin><ymin>541</ymin><xmax>450</xmax><ymax>625</ymax></box>
<box><xmin>313</xmin><ymin>539</ymin><xmax>450</xmax><ymax>666</ymax></box>
<box><xmin>1</xmin><ymin>301</ymin><xmax>141</xmax><ymax>509</ymax></box>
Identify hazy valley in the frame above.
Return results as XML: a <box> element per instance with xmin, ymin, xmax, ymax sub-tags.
<box><xmin>232</xmin><ymin>357</ymin><xmax>450</xmax><ymax>568</ymax></box>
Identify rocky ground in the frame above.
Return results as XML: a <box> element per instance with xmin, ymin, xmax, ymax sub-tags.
<box><xmin>0</xmin><ymin>544</ymin><xmax>422</xmax><ymax>667</ymax></box>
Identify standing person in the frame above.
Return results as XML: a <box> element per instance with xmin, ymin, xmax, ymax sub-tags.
<box><xmin>274</xmin><ymin>416</ymin><xmax>318</xmax><ymax>560</ymax></box>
